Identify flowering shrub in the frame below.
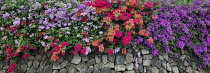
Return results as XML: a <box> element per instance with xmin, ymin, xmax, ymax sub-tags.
<box><xmin>147</xmin><ymin>0</ymin><xmax>210</xmax><ymax>68</ymax></box>
<box><xmin>0</xmin><ymin>0</ymin><xmax>210</xmax><ymax>72</ymax></box>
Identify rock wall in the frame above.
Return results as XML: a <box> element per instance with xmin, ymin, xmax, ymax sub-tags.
<box><xmin>0</xmin><ymin>48</ymin><xmax>208</xmax><ymax>73</ymax></box>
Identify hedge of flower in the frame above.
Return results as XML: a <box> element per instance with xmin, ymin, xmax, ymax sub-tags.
<box><xmin>0</xmin><ymin>0</ymin><xmax>209</xmax><ymax>72</ymax></box>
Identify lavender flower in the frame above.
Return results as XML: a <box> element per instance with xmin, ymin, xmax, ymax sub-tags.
<box><xmin>13</xmin><ymin>17</ymin><xmax>20</xmax><ymax>26</ymax></box>
<box><xmin>2</xmin><ymin>12</ymin><xmax>10</xmax><ymax>19</ymax></box>
<box><xmin>113</xmin><ymin>47</ymin><xmax>120</xmax><ymax>54</ymax></box>
<box><xmin>43</xmin><ymin>35</ymin><xmax>49</xmax><ymax>39</ymax></box>
<box><xmin>15</xmin><ymin>40</ymin><xmax>19</xmax><ymax>44</ymax></box>
<box><xmin>137</xmin><ymin>52</ymin><xmax>141</xmax><ymax>57</ymax></box>
<box><xmin>41</xmin><ymin>42</ymin><xmax>46</xmax><ymax>46</ymax></box>
<box><xmin>2</xmin><ymin>36</ymin><xmax>7</xmax><ymax>40</ymax></box>
<box><xmin>38</xmin><ymin>26</ymin><xmax>45</xmax><ymax>29</ymax></box>
<box><xmin>99</xmin><ymin>31</ymin><xmax>103</xmax><ymax>34</ymax></box>
<box><xmin>82</xmin><ymin>38</ymin><xmax>90</xmax><ymax>42</ymax></box>
<box><xmin>83</xmin><ymin>26</ymin><xmax>89</xmax><ymax>31</ymax></box>
<box><xmin>84</xmin><ymin>46</ymin><xmax>91</xmax><ymax>55</ymax></box>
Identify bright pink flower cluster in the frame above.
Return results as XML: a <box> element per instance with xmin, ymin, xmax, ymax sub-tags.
<box><xmin>7</xmin><ymin>63</ymin><xmax>16</xmax><ymax>73</ymax></box>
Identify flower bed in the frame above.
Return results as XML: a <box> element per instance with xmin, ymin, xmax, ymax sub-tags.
<box><xmin>0</xmin><ymin>0</ymin><xmax>209</xmax><ymax>72</ymax></box>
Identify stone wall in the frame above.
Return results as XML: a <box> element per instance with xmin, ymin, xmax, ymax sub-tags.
<box><xmin>0</xmin><ymin>48</ymin><xmax>208</xmax><ymax>73</ymax></box>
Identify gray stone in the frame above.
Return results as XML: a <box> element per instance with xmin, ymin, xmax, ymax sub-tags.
<box><xmin>192</xmin><ymin>62</ymin><xmax>197</xmax><ymax>70</ymax></box>
<box><xmin>108</xmin><ymin>54</ymin><xmax>115</xmax><ymax>62</ymax></box>
<box><xmin>115</xmin><ymin>54</ymin><xmax>124</xmax><ymax>65</ymax></box>
<box><xmin>87</xmin><ymin>66</ymin><xmax>94</xmax><ymax>73</ymax></box>
<box><xmin>0</xmin><ymin>70</ymin><xmax>6</xmax><ymax>73</ymax></box>
<box><xmin>126</xmin><ymin>63</ymin><xmax>134</xmax><ymax>70</ymax></box>
<box><xmin>162</xmin><ymin>54</ymin><xmax>168</xmax><ymax>61</ymax></box>
<box><xmin>39</xmin><ymin>62</ymin><xmax>44</xmax><ymax>69</ymax></box>
<box><xmin>151</xmin><ymin>67</ymin><xmax>159</xmax><ymax>73</ymax></box>
<box><xmin>93</xmin><ymin>70</ymin><xmax>100</xmax><ymax>73</ymax></box>
<box><xmin>28</xmin><ymin>56</ymin><xmax>35</xmax><ymax>61</ymax></box>
<box><xmin>193</xmin><ymin>70</ymin><xmax>199</xmax><ymax>73</ymax></box>
<box><xmin>60</xmin><ymin>68</ymin><xmax>67</xmax><ymax>73</ymax></box>
<box><xmin>95</xmin><ymin>55</ymin><xmax>101</xmax><ymax>64</ymax></box>
<box><xmin>102</xmin><ymin>54</ymin><xmax>108</xmax><ymax>64</ymax></box>
<box><xmin>156</xmin><ymin>60</ymin><xmax>162</xmax><ymax>68</ymax></box>
<box><xmin>77</xmin><ymin>62</ymin><xmax>88</xmax><ymax>73</ymax></box>
<box><xmin>141</xmin><ymin>49</ymin><xmax>149</xmax><ymax>54</ymax></box>
<box><xmin>143</xmin><ymin>60</ymin><xmax>151</xmax><ymax>66</ymax></box>
<box><xmin>88</xmin><ymin>53</ymin><xmax>95</xmax><ymax>60</ymax></box>
<box><xmin>20</xmin><ymin>64</ymin><xmax>27</xmax><ymax>72</ymax></box>
<box><xmin>171</xmin><ymin>62</ymin><xmax>177</xmax><ymax>66</ymax></box>
<box><xmin>159</xmin><ymin>68</ymin><xmax>167</xmax><ymax>73</ymax></box>
<box><xmin>184</xmin><ymin>60</ymin><xmax>188</xmax><ymax>66</ymax></box>
<box><xmin>172</xmin><ymin>66</ymin><xmax>179</xmax><ymax>73</ymax></box>
<box><xmin>126</xmin><ymin>53</ymin><xmax>133</xmax><ymax>63</ymax></box>
<box><xmin>37</xmin><ymin>67</ymin><xmax>43</xmax><ymax>73</ymax></box>
<box><xmin>138</xmin><ymin>65</ymin><xmax>144</xmax><ymax>72</ymax></box>
<box><xmin>33</xmin><ymin>61</ymin><xmax>39</xmax><ymax>69</ymax></box>
<box><xmin>166</xmin><ymin>63</ymin><xmax>172</xmax><ymax>71</ymax></box>
<box><xmin>151</xmin><ymin>60</ymin><xmax>156</xmax><ymax>67</ymax></box>
<box><xmin>44</xmin><ymin>59</ymin><xmax>51</xmax><ymax>67</ymax></box>
<box><xmin>115</xmin><ymin>65</ymin><xmax>125</xmax><ymax>71</ymax></box>
<box><xmin>124</xmin><ymin>70</ymin><xmax>135</xmax><ymax>73</ymax></box>
<box><xmin>29</xmin><ymin>67</ymin><xmax>36</xmax><ymax>73</ymax></box>
<box><xmin>57</xmin><ymin>57</ymin><xmax>64</xmax><ymax>63</ymax></box>
<box><xmin>159</xmin><ymin>55</ymin><xmax>164</xmax><ymax>60</ymax></box>
<box><xmin>43</xmin><ymin>65</ymin><xmax>52</xmax><ymax>73</ymax></box>
<box><xmin>35</xmin><ymin>54</ymin><xmax>42</xmax><ymax>61</ymax></box>
<box><xmin>143</xmin><ymin>55</ymin><xmax>153</xmax><ymax>60</ymax></box>
<box><xmin>138</xmin><ymin>57</ymin><xmax>142</xmax><ymax>64</ymax></box>
<box><xmin>82</xmin><ymin>56</ymin><xmax>88</xmax><ymax>62</ymax></box>
<box><xmin>60</xmin><ymin>60</ymin><xmax>68</xmax><ymax>68</ymax></box>
<box><xmin>67</xmin><ymin>64</ymin><xmax>77</xmax><ymax>73</ymax></box>
<box><xmin>101</xmin><ymin>67</ymin><xmax>111</xmax><ymax>73</ymax></box>
<box><xmin>64</xmin><ymin>54</ymin><xmax>73</xmax><ymax>61</ymax></box>
<box><xmin>162</xmin><ymin>61</ymin><xmax>167</xmax><ymax>69</ymax></box>
<box><xmin>111</xmin><ymin>70</ymin><xmax>117</xmax><ymax>73</ymax></box>
<box><xmin>71</xmin><ymin>54</ymin><xmax>81</xmax><ymax>64</ymax></box>
<box><xmin>17</xmin><ymin>69</ymin><xmax>24</xmax><ymax>73</ymax></box>
<box><xmin>87</xmin><ymin>59</ymin><xmax>96</xmax><ymax>66</ymax></box>
<box><xmin>127</xmin><ymin>49</ymin><xmax>133</xmax><ymax>53</ymax></box>
<box><xmin>52</xmin><ymin>70</ymin><xmax>59</xmax><ymax>73</ymax></box>
<box><xmin>53</xmin><ymin>62</ymin><xmax>61</xmax><ymax>69</ymax></box>
<box><xmin>104</xmin><ymin>63</ymin><xmax>114</xmax><ymax>68</ymax></box>
<box><xmin>186</xmin><ymin>67</ymin><xmax>192</xmax><ymax>73</ymax></box>
<box><xmin>19</xmin><ymin>59</ymin><xmax>28</xmax><ymax>64</ymax></box>
<box><xmin>94</xmin><ymin>63</ymin><xmax>102</xmax><ymax>70</ymax></box>
<box><xmin>3</xmin><ymin>65</ymin><xmax>9</xmax><ymax>69</ymax></box>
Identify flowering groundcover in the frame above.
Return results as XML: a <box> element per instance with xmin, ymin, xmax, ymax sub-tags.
<box><xmin>0</xmin><ymin>0</ymin><xmax>209</xmax><ymax>72</ymax></box>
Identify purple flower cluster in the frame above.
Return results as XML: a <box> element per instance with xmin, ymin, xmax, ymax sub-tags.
<box><xmin>147</xmin><ymin>0</ymin><xmax>210</xmax><ymax>66</ymax></box>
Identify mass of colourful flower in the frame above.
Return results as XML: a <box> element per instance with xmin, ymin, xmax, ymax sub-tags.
<box><xmin>0</xmin><ymin>0</ymin><xmax>209</xmax><ymax>72</ymax></box>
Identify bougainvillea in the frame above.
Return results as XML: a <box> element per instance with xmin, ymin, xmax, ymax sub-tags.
<box><xmin>0</xmin><ymin>0</ymin><xmax>209</xmax><ymax>72</ymax></box>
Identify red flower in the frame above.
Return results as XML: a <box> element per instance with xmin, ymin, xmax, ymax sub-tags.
<box><xmin>115</xmin><ymin>31</ymin><xmax>124</xmax><ymax>38</ymax></box>
<box><xmin>111</xmin><ymin>39</ymin><xmax>119</xmax><ymax>44</ymax></box>
<box><xmin>84</xmin><ymin>35</ymin><xmax>89</xmax><ymax>38</ymax></box>
<box><xmin>61</xmin><ymin>42</ymin><xmax>69</xmax><ymax>46</ymax></box>
<box><xmin>20</xmin><ymin>21</ymin><xmax>26</xmax><ymax>25</ymax></box>
<box><xmin>7</xmin><ymin>63</ymin><xmax>16</xmax><ymax>73</ymax></box>
<box><xmin>122</xmin><ymin>36</ymin><xmax>133</xmax><ymax>45</ymax></box>
<box><xmin>44</xmin><ymin>3</ymin><xmax>49</xmax><ymax>5</ymax></box>
<box><xmin>81</xmin><ymin>18</ymin><xmax>88</xmax><ymax>22</ymax></box>
<box><xmin>72</xmin><ymin>51</ymin><xmax>77</xmax><ymax>55</ymax></box>
<box><xmin>61</xmin><ymin>52</ymin><xmax>66</xmax><ymax>56</ymax></box>
<box><xmin>144</xmin><ymin>2</ymin><xmax>153</xmax><ymax>8</ymax></box>
<box><xmin>50</xmin><ymin>19</ymin><xmax>55</xmax><ymax>23</ymax></box>
<box><xmin>4</xmin><ymin>24</ymin><xmax>10</xmax><ymax>27</ymax></box>
<box><xmin>127</xmin><ymin>31</ymin><xmax>132</xmax><ymax>36</ymax></box>
<box><xmin>107</xmin><ymin>49</ymin><xmax>113</xmax><ymax>55</ymax></box>
<box><xmin>21</xmin><ymin>54</ymin><xmax>30</xmax><ymax>59</ymax></box>
<box><xmin>153</xmin><ymin>3</ymin><xmax>158</xmax><ymax>7</ymax></box>
<box><xmin>30</xmin><ymin>21</ymin><xmax>35</xmax><ymax>24</ymax></box>
<box><xmin>80</xmin><ymin>48</ymin><xmax>86</xmax><ymax>54</ymax></box>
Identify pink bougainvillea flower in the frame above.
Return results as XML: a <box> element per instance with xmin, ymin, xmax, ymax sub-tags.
<box><xmin>115</xmin><ymin>31</ymin><xmax>124</xmax><ymax>38</ymax></box>
<box><xmin>122</xmin><ymin>36</ymin><xmax>133</xmax><ymax>45</ymax></box>
<box><xmin>80</xmin><ymin>48</ymin><xmax>87</xmax><ymax>54</ymax></box>
<box><xmin>107</xmin><ymin>49</ymin><xmax>113</xmax><ymax>55</ymax></box>
<box><xmin>7</xmin><ymin>63</ymin><xmax>16</xmax><ymax>73</ymax></box>
<box><xmin>61</xmin><ymin>42</ymin><xmax>69</xmax><ymax>46</ymax></box>
<box><xmin>21</xmin><ymin>54</ymin><xmax>30</xmax><ymax>59</ymax></box>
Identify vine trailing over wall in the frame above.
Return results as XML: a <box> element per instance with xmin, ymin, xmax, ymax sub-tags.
<box><xmin>0</xmin><ymin>0</ymin><xmax>209</xmax><ymax>72</ymax></box>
